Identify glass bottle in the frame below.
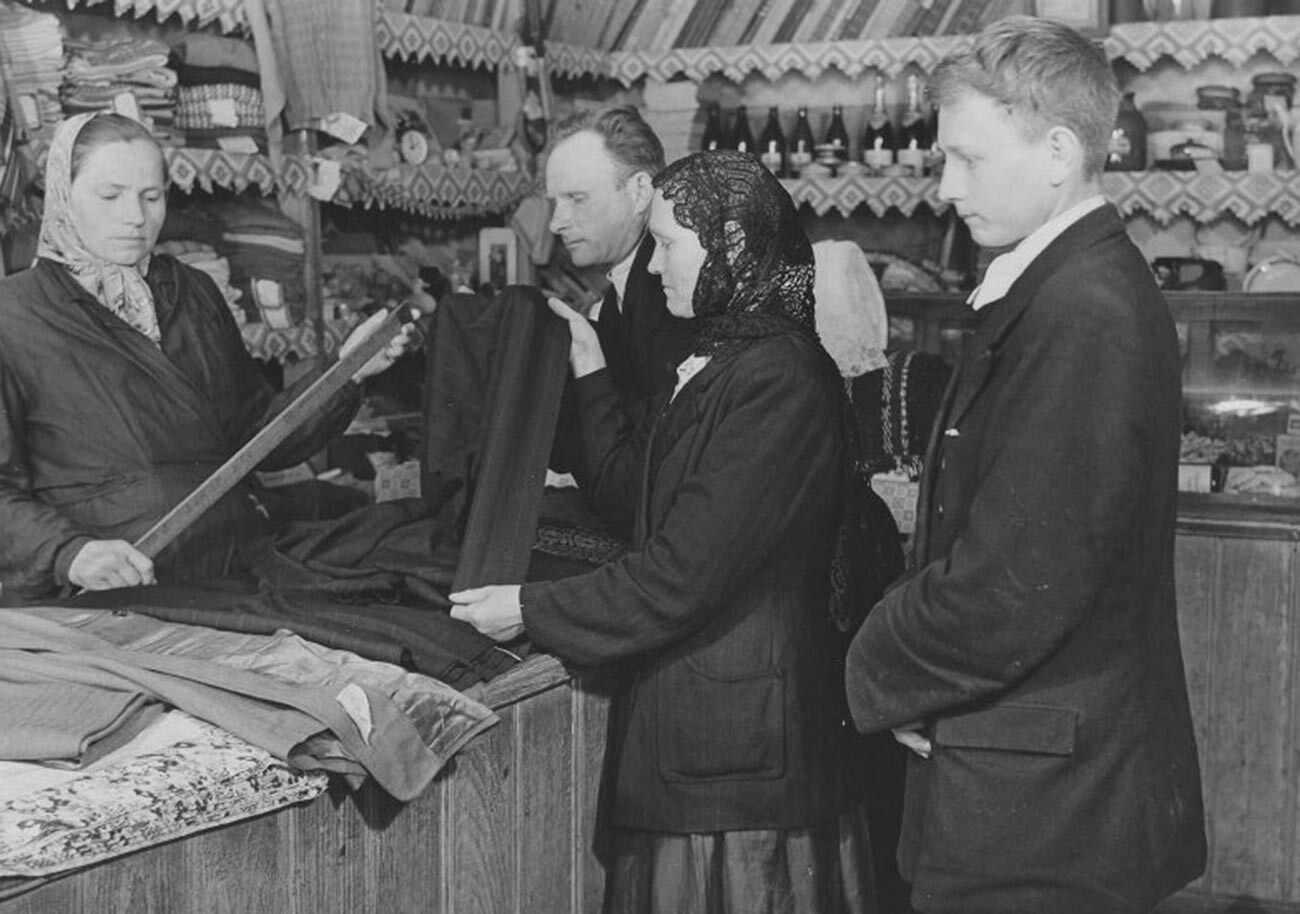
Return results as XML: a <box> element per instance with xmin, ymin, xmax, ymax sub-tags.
<box><xmin>823</xmin><ymin>105</ymin><xmax>851</xmax><ymax>164</ymax></box>
<box><xmin>700</xmin><ymin>101</ymin><xmax>724</xmax><ymax>152</ymax></box>
<box><xmin>896</xmin><ymin>74</ymin><xmax>929</xmax><ymax>176</ymax></box>
<box><xmin>923</xmin><ymin>103</ymin><xmax>942</xmax><ymax>177</ymax></box>
<box><xmin>862</xmin><ymin>75</ymin><xmax>895</xmax><ymax>174</ymax></box>
<box><xmin>729</xmin><ymin>105</ymin><xmax>755</xmax><ymax>154</ymax></box>
<box><xmin>789</xmin><ymin>106</ymin><xmax>816</xmax><ymax>178</ymax></box>
<box><xmin>1105</xmin><ymin>91</ymin><xmax>1147</xmax><ymax>171</ymax></box>
<box><xmin>1222</xmin><ymin>105</ymin><xmax>1247</xmax><ymax>171</ymax></box>
<box><xmin>759</xmin><ymin>106</ymin><xmax>787</xmax><ymax>177</ymax></box>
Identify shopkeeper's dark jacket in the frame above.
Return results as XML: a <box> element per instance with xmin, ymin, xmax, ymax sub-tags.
<box><xmin>845</xmin><ymin>206</ymin><xmax>1206</xmax><ymax>913</ymax></box>
<box><xmin>0</xmin><ymin>256</ymin><xmax>360</xmax><ymax>603</ymax></box>
<box><xmin>523</xmin><ymin>328</ymin><xmax>852</xmax><ymax>832</ymax></box>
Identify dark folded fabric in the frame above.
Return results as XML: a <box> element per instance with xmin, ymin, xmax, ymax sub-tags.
<box><xmin>178</xmin><ymin>63</ymin><xmax>261</xmax><ymax>89</ymax></box>
<box><xmin>64</xmin><ymin>287</ymin><xmax>571</xmax><ymax>690</ymax></box>
<box><xmin>64</xmin><ymin>580</ymin><xmax>513</xmax><ymax>690</ymax></box>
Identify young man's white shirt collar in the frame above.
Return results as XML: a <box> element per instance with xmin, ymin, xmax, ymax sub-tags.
<box><xmin>968</xmin><ymin>195</ymin><xmax>1107</xmax><ymax>310</ymax></box>
<box><xmin>587</xmin><ymin>246</ymin><xmax>638</xmax><ymax>321</ymax></box>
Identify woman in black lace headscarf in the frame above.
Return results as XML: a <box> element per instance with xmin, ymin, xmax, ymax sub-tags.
<box><xmin>453</xmin><ymin>151</ymin><xmax>875</xmax><ymax>914</ymax></box>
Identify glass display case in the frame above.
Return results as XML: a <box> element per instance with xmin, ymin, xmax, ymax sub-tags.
<box><xmin>886</xmin><ymin>291</ymin><xmax>1300</xmax><ymax>511</ymax></box>
<box><xmin>1176</xmin><ymin>294</ymin><xmax>1300</xmax><ymax>503</ymax></box>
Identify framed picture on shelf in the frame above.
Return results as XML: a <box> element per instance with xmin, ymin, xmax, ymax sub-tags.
<box><xmin>1033</xmin><ymin>0</ymin><xmax>1108</xmax><ymax>34</ymax></box>
<box><xmin>478</xmin><ymin>227</ymin><xmax>518</xmax><ymax>293</ymax></box>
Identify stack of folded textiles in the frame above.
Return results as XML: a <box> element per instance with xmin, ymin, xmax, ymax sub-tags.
<box><xmin>215</xmin><ymin>198</ymin><xmax>307</xmax><ymax>328</ymax></box>
<box><xmin>0</xmin><ymin>3</ymin><xmax>64</xmax><ymax>141</ymax></box>
<box><xmin>155</xmin><ymin>240</ymin><xmax>246</xmax><ymax>325</ymax></box>
<box><xmin>61</xmin><ymin>36</ymin><xmax>177</xmax><ymax>142</ymax></box>
<box><xmin>173</xmin><ymin>34</ymin><xmax>266</xmax><ymax>153</ymax></box>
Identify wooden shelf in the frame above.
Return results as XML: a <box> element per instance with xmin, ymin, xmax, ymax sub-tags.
<box><xmin>776</xmin><ymin>170</ymin><xmax>1300</xmax><ymax>223</ymax></box>
<box><xmin>1105</xmin><ymin>14</ymin><xmax>1300</xmax><ymax>71</ymax></box>
<box><xmin>333</xmin><ymin>161</ymin><xmax>536</xmax><ymax>218</ymax></box>
<box><xmin>47</xmin><ymin>0</ymin><xmax>247</xmax><ymax>33</ymax></box>
<box><xmin>376</xmin><ymin>10</ymin><xmax>608</xmax><ymax>80</ymax></box>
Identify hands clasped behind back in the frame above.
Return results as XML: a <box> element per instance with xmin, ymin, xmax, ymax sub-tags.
<box><xmin>547</xmin><ymin>296</ymin><xmax>606</xmax><ymax>378</ymax></box>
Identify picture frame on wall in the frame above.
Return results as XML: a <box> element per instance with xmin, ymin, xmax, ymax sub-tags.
<box><xmin>478</xmin><ymin>227</ymin><xmax>518</xmax><ymax>293</ymax></box>
<box><xmin>1033</xmin><ymin>0</ymin><xmax>1108</xmax><ymax>34</ymax></box>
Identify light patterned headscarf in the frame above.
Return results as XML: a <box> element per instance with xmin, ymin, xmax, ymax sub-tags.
<box><xmin>36</xmin><ymin>112</ymin><xmax>162</xmax><ymax>347</ymax></box>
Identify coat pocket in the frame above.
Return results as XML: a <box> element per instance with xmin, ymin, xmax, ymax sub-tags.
<box><xmin>659</xmin><ymin>666</ymin><xmax>785</xmax><ymax>782</ymax></box>
<box><xmin>933</xmin><ymin>703</ymin><xmax>1078</xmax><ymax>756</ymax></box>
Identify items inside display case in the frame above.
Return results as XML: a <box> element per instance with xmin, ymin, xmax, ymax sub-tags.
<box><xmin>1178</xmin><ymin>302</ymin><xmax>1300</xmax><ymax>499</ymax></box>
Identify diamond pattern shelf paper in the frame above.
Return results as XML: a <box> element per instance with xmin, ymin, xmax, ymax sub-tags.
<box><xmin>376</xmin><ymin>11</ymin><xmax>607</xmax><ymax>80</ymax></box>
<box><xmin>240</xmin><ymin>317</ymin><xmax>354</xmax><ymax>363</ymax></box>
<box><xmin>54</xmin><ymin>0</ymin><xmax>247</xmax><ymax>34</ymax></box>
<box><xmin>333</xmin><ymin>161</ymin><xmax>536</xmax><ymax>218</ymax></box>
<box><xmin>1105</xmin><ymin>15</ymin><xmax>1300</xmax><ymax>70</ymax></box>
<box><xmin>608</xmin><ymin>34</ymin><xmax>977</xmax><ymax>85</ymax></box>
<box><xmin>1102</xmin><ymin>169</ymin><xmax>1300</xmax><ymax>226</ymax></box>
<box><xmin>782</xmin><ymin>174</ymin><xmax>948</xmax><ymax>218</ymax></box>
<box><xmin>166</xmin><ymin>148</ymin><xmax>300</xmax><ymax>196</ymax></box>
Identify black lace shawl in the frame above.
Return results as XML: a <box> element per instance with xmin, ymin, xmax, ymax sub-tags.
<box><xmin>653</xmin><ymin>150</ymin><xmax>817</xmax><ymax>358</ymax></box>
<box><xmin>654</xmin><ymin>151</ymin><xmax>878</xmax><ymax>640</ymax></box>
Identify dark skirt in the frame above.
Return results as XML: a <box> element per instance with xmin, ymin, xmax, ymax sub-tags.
<box><xmin>604</xmin><ymin>806</ymin><xmax>877</xmax><ymax>914</ymax></box>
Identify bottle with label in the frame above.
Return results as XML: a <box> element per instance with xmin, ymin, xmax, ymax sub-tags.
<box><xmin>758</xmin><ymin>106</ymin><xmax>787</xmax><ymax>177</ymax></box>
<box><xmin>729</xmin><ymin>105</ymin><xmax>755</xmax><ymax>154</ymax></box>
<box><xmin>1105</xmin><ymin>91</ymin><xmax>1147</xmax><ymax>171</ymax></box>
<box><xmin>823</xmin><ymin>105</ymin><xmax>851</xmax><ymax>164</ymax></box>
<box><xmin>896</xmin><ymin>74</ymin><xmax>929</xmax><ymax>175</ymax></box>
<box><xmin>862</xmin><ymin>75</ymin><xmax>896</xmax><ymax>174</ymax></box>
<box><xmin>789</xmin><ymin>106</ymin><xmax>816</xmax><ymax>178</ymax></box>
<box><xmin>700</xmin><ymin>101</ymin><xmax>724</xmax><ymax>152</ymax></box>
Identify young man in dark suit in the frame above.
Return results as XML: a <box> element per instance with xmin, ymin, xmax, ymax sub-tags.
<box><xmin>544</xmin><ymin>106</ymin><xmax>694</xmax><ymax>533</ymax></box>
<box><xmin>844</xmin><ymin>17</ymin><xmax>1207</xmax><ymax>914</ymax></box>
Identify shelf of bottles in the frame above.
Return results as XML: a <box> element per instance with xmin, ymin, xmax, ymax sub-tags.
<box><xmin>700</xmin><ymin>70</ymin><xmax>1300</xmax><ymax>223</ymax></box>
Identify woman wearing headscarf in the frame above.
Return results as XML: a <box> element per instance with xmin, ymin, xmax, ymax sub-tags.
<box><xmin>452</xmin><ymin>151</ymin><xmax>874</xmax><ymax>914</ymax></box>
<box><xmin>0</xmin><ymin>112</ymin><xmax>409</xmax><ymax>604</ymax></box>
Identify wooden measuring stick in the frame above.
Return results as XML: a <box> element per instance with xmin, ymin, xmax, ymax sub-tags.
<box><xmin>131</xmin><ymin>305</ymin><xmax>410</xmax><ymax>559</ymax></box>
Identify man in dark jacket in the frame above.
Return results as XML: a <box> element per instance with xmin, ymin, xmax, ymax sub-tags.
<box><xmin>544</xmin><ymin>106</ymin><xmax>694</xmax><ymax>532</ymax></box>
<box><xmin>844</xmin><ymin>18</ymin><xmax>1206</xmax><ymax>914</ymax></box>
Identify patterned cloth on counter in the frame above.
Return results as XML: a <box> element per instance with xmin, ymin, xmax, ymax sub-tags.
<box><xmin>0</xmin><ymin>710</ymin><xmax>328</xmax><ymax>880</ymax></box>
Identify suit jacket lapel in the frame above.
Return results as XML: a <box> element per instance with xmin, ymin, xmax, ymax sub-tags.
<box><xmin>944</xmin><ymin>206</ymin><xmax>1127</xmax><ymax>431</ymax></box>
<box><xmin>916</xmin><ymin>206</ymin><xmax>1128</xmax><ymax>564</ymax></box>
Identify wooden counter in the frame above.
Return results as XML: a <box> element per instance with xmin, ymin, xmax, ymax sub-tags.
<box><xmin>0</xmin><ymin>654</ymin><xmax>614</xmax><ymax>914</ymax></box>
<box><xmin>1175</xmin><ymin>500</ymin><xmax>1300</xmax><ymax>905</ymax></box>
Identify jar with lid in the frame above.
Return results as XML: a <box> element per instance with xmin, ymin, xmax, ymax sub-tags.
<box><xmin>1249</xmin><ymin>72</ymin><xmax>1296</xmax><ymax>167</ymax></box>
<box><xmin>1106</xmin><ymin>91</ymin><xmax>1147</xmax><ymax>171</ymax></box>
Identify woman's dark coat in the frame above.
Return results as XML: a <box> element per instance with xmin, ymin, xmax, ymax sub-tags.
<box><xmin>0</xmin><ymin>256</ymin><xmax>358</xmax><ymax>603</ymax></box>
<box><xmin>522</xmin><ymin>329</ymin><xmax>853</xmax><ymax>833</ymax></box>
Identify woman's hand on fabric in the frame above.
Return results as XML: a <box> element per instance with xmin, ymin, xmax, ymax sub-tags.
<box><xmin>547</xmin><ymin>296</ymin><xmax>606</xmax><ymax>379</ymax></box>
<box><xmin>448</xmin><ymin>585</ymin><xmax>525</xmax><ymax>642</ymax></box>
<box><xmin>342</xmin><ymin>307</ymin><xmax>418</xmax><ymax>384</ymax></box>
<box><xmin>892</xmin><ymin>721</ymin><xmax>932</xmax><ymax>759</ymax></box>
<box><xmin>68</xmin><ymin>540</ymin><xmax>156</xmax><ymax>591</ymax></box>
